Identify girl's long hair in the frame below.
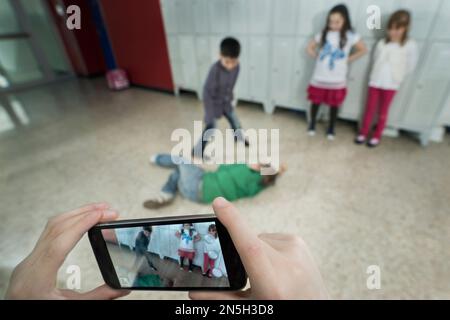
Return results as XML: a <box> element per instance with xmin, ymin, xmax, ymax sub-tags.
<box><xmin>320</xmin><ymin>4</ymin><xmax>353</xmax><ymax>49</ymax></box>
<box><xmin>385</xmin><ymin>10</ymin><xmax>411</xmax><ymax>45</ymax></box>
<box><xmin>181</xmin><ymin>223</ymin><xmax>195</xmax><ymax>237</ymax></box>
<box><xmin>208</xmin><ymin>224</ymin><xmax>218</xmax><ymax>239</ymax></box>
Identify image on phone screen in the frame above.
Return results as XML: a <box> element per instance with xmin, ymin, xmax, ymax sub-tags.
<box><xmin>100</xmin><ymin>220</ymin><xmax>231</xmax><ymax>289</ymax></box>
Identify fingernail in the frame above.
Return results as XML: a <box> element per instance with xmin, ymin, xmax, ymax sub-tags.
<box><xmin>213</xmin><ymin>197</ymin><xmax>229</xmax><ymax>208</ymax></box>
<box><xmin>102</xmin><ymin>209</ymin><xmax>118</xmax><ymax>219</ymax></box>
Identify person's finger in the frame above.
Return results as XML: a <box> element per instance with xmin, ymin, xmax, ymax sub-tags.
<box><xmin>189</xmin><ymin>289</ymin><xmax>251</xmax><ymax>300</ymax></box>
<box><xmin>42</xmin><ymin>209</ymin><xmax>119</xmax><ymax>273</ymax></box>
<box><xmin>62</xmin><ymin>284</ymin><xmax>130</xmax><ymax>300</ymax></box>
<box><xmin>212</xmin><ymin>197</ymin><xmax>276</xmax><ymax>295</ymax></box>
<box><xmin>51</xmin><ymin>203</ymin><xmax>110</xmax><ymax>225</ymax></box>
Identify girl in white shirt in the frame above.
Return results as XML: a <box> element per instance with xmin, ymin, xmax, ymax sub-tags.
<box><xmin>306</xmin><ymin>4</ymin><xmax>367</xmax><ymax>140</ymax></box>
<box><xmin>202</xmin><ymin>224</ymin><xmax>221</xmax><ymax>277</ymax></box>
<box><xmin>355</xmin><ymin>10</ymin><xmax>418</xmax><ymax>147</ymax></box>
<box><xmin>175</xmin><ymin>223</ymin><xmax>200</xmax><ymax>272</ymax></box>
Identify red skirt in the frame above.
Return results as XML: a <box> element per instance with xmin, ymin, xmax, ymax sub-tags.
<box><xmin>307</xmin><ymin>85</ymin><xmax>347</xmax><ymax>107</ymax></box>
<box><xmin>178</xmin><ymin>249</ymin><xmax>195</xmax><ymax>260</ymax></box>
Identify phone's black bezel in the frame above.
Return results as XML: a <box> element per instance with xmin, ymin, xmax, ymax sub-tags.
<box><xmin>88</xmin><ymin>214</ymin><xmax>247</xmax><ymax>291</ymax></box>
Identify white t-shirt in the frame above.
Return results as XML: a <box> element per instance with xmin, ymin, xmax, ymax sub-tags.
<box><xmin>369</xmin><ymin>39</ymin><xmax>418</xmax><ymax>90</ymax></box>
<box><xmin>178</xmin><ymin>229</ymin><xmax>197</xmax><ymax>252</ymax></box>
<box><xmin>310</xmin><ymin>30</ymin><xmax>361</xmax><ymax>89</ymax></box>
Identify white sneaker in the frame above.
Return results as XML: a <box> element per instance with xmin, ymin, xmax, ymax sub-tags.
<box><xmin>327</xmin><ymin>133</ymin><xmax>335</xmax><ymax>141</ymax></box>
<box><xmin>308</xmin><ymin>130</ymin><xmax>316</xmax><ymax>136</ymax></box>
<box><xmin>149</xmin><ymin>154</ymin><xmax>158</xmax><ymax>164</ymax></box>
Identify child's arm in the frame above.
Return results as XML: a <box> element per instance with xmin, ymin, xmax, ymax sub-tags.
<box><xmin>175</xmin><ymin>231</ymin><xmax>181</xmax><ymax>238</ymax></box>
<box><xmin>194</xmin><ymin>233</ymin><xmax>201</xmax><ymax>242</ymax></box>
<box><xmin>348</xmin><ymin>40</ymin><xmax>367</xmax><ymax>63</ymax></box>
<box><xmin>306</xmin><ymin>39</ymin><xmax>319</xmax><ymax>59</ymax></box>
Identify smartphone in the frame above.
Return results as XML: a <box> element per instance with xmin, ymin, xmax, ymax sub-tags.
<box><xmin>88</xmin><ymin>214</ymin><xmax>247</xmax><ymax>290</ymax></box>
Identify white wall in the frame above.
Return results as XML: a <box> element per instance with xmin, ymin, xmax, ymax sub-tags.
<box><xmin>160</xmin><ymin>0</ymin><xmax>450</xmax><ymax>145</ymax></box>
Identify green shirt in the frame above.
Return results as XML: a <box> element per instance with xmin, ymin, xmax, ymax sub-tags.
<box><xmin>201</xmin><ymin>164</ymin><xmax>265</xmax><ymax>203</ymax></box>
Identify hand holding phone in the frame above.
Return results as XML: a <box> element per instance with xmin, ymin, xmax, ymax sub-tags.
<box><xmin>89</xmin><ymin>212</ymin><xmax>247</xmax><ymax>290</ymax></box>
<box><xmin>5</xmin><ymin>203</ymin><xmax>130</xmax><ymax>300</ymax></box>
<box><xmin>190</xmin><ymin>197</ymin><xmax>329</xmax><ymax>300</ymax></box>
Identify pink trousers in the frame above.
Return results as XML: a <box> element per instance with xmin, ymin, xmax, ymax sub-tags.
<box><xmin>360</xmin><ymin>86</ymin><xmax>397</xmax><ymax>140</ymax></box>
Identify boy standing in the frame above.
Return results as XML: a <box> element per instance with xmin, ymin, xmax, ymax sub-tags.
<box><xmin>193</xmin><ymin>37</ymin><xmax>248</xmax><ymax>158</ymax></box>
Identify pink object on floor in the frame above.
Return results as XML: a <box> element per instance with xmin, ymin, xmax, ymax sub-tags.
<box><xmin>106</xmin><ymin>69</ymin><xmax>129</xmax><ymax>90</ymax></box>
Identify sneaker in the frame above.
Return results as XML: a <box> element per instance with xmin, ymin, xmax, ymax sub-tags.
<box><xmin>307</xmin><ymin>129</ymin><xmax>316</xmax><ymax>136</ymax></box>
<box><xmin>149</xmin><ymin>154</ymin><xmax>158</xmax><ymax>164</ymax></box>
<box><xmin>354</xmin><ymin>135</ymin><xmax>366</xmax><ymax>145</ymax></box>
<box><xmin>367</xmin><ymin>138</ymin><xmax>380</xmax><ymax>148</ymax></box>
<box><xmin>188</xmin><ymin>270</ymin><xmax>193</xmax><ymax>273</ymax></box>
<box><xmin>327</xmin><ymin>133</ymin><xmax>335</xmax><ymax>141</ymax></box>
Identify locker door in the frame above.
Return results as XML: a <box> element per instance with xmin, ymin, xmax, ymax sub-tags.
<box><xmin>340</xmin><ymin>38</ymin><xmax>376</xmax><ymax>120</ymax></box>
<box><xmin>167</xmin><ymin>35</ymin><xmax>183</xmax><ymax>87</ymax></box>
<box><xmin>160</xmin><ymin>0</ymin><xmax>178</xmax><ymax>34</ymax></box>
<box><xmin>234</xmin><ymin>36</ymin><xmax>250</xmax><ymax>100</ymax></box>
<box><xmin>297</xmin><ymin>0</ymin><xmax>328</xmax><ymax>37</ymax></box>
<box><xmin>354</xmin><ymin>0</ymin><xmax>396</xmax><ymax>39</ymax></box>
<box><xmin>387</xmin><ymin>41</ymin><xmax>424</xmax><ymax>127</ymax></box>
<box><xmin>297</xmin><ymin>0</ymin><xmax>359</xmax><ymax>37</ymax></box>
<box><xmin>208</xmin><ymin>0</ymin><xmax>229</xmax><ymax>34</ymax></box>
<box><xmin>228</xmin><ymin>0</ymin><xmax>248</xmax><ymax>35</ymax></box>
<box><xmin>178</xmin><ymin>35</ymin><xmax>198</xmax><ymax>91</ymax></box>
<box><xmin>195</xmin><ymin>36</ymin><xmax>211</xmax><ymax>97</ymax></box>
<box><xmin>174</xmin><ymin>0</ymin><xmax>194</xmax><ymax>33</ymax></box>
<box><xmin>291</xmin><ymin>37</ymin><xmax>315</xmax><ymax>110</ymax></box>
<box><xmin>398</xmin><ymin>0</ymin><xmax>440</xmax><ymax>40</ymax></box>
<box><xmin>431</xmin><ymin>0</ymin><xmax>450</xmax><ymax>41</ymax></box>
<box><xmin>209</xmin><ymin>35</ymin><xmax>223</xmax><ymax>64</ymax></box>
<box><xmin>270</xmin><ymin>37</ymin><xmax>295</xmax><ymax>107</ymax></box>
<box><xmin>192</xmin><ymin>0</ymin><xmax>209</xmax><ymax>34</ymax></box>
<box><xmin>248</xmin><ymin>0</ymin><xmax>271</xmax><ymax>35</ymax></box>
<box><xmin>248</xmin><ymin>37</ymin><xmax>270</xmax><ymax>102</ymax></box>
<box><xmin>273</xmin><ymin>0</ymin><xmax>298</xmax><ymax>35</ymax></box>
<box><xmin>399</xmin><ymin>43</ymin><xmax>450</xmax><ymax>131</ymax></box>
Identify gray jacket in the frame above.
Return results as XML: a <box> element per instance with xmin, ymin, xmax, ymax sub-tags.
<box><xmin>202</xmin><ymin>61</ymin><xmax>240</xmax><ymax>124</ymax></box>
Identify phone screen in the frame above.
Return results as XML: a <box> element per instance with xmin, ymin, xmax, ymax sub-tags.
<box><xmin>98</xmin><ymin>219</ymin><xmax>232</xmax><ymax>289</ymax></box>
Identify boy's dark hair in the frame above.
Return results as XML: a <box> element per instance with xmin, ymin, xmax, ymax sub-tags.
<box><xmin>143</xmin><ymin>226</ymin><xmax>152</xmax><ymax>233</ymax></box>
<box><xmin>220</xmin><ymin>37</ymin><xmax>240</xmax><ymax>58</ymax></box>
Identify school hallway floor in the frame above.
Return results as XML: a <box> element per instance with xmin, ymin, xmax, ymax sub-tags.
<box><xmin>0</xmin><ymin>78</ymin><xmax>449</xmax><ymax>299</ymax></box>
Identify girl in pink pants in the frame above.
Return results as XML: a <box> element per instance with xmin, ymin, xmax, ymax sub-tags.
<box><xmin>355</xmin><ymin>10</ymin><xmax>417</xmax><ymax>147</ymax></box>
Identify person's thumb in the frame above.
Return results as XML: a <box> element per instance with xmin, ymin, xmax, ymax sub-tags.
<box><xmin>78</xmin><ymin>284</ymin><xmax>130</xmax><ymax>300</ymax></box>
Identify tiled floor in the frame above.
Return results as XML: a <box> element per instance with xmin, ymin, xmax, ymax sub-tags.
<box><xmin>0</xmin><ymin>79</ymin><xmax>449</xmax><ymax>299</ymax></box>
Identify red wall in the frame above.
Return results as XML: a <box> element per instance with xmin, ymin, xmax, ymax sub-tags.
<box><xmin>99</xmin><ymin>0</ymin><xmax>174</xmax><ymax>91</ymax></box>
<box><xmin>47</xmin><ymin>0</ymin><xmax>106</xmax><ymax>76</ymax></box>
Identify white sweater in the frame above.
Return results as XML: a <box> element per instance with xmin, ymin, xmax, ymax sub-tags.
<box><xmin>369</xmin><ymin>39</ymin><xmax>418</xmax><ymax>90</ymax></box>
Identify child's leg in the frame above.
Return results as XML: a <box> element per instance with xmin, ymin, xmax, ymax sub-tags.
<box><xmin>223</xmin><ymin>110</ymin><xmax>247</xmax><ymax>143</ymax></box>
<box><xmin>179</xmin><ymin>256</ymin><xmax>184</xmax><ymax>268</ymax></box>
<box><xmin>188</xmin><ymin>259</ymin><xmax>194</xmax><ymax>271</ymax></box>
<box><xmin>161</xmin><ymin>168</ymin><xmax>180</xmax><ymax>196</ymax></box>
<box><xmin>193</xmin><ymin>121</ymin><xmax>216</xmax><ymax>157</ymax></box>
<box><xmin>203</xmin><ymin>253</ymin><xmax>209</xmax><ymax>274</ymax></box>
<box><xmin>373</xmin><ymin>89</ymin><xmax>396</xmax><ymax>140</ymax></box>
<box><xmin>208</xmin><ymin>258</ymin><xmax>215</xmax><ymax>275</ymax></box>
<box><xmin>308</xmin><ymin>103</ymin><xmax>320</xmax><ymax>131</ymax></box>
<box><xmin>359</xmin><ymin>87</ymin><xmax>380</xmax><ymax>137</ymax></box>
<box><xmin>327</xmin><ymin>107</ymin><xmax>339</xmax><ymax>135</ymax></box>
<box><xmin>152</xmin><ymin>153</ymin><xmax>189</xmax><ymax>168</ymax></box>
